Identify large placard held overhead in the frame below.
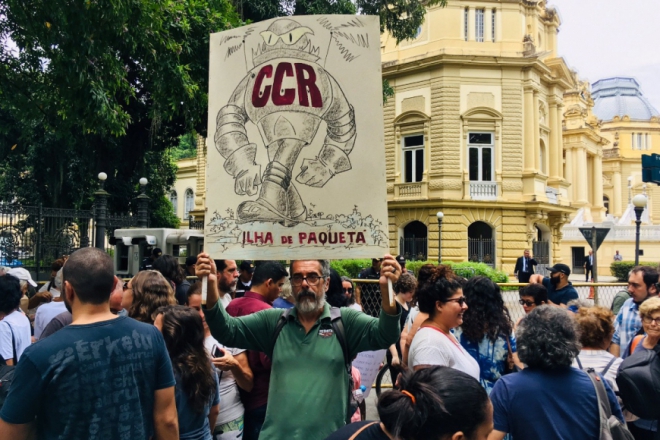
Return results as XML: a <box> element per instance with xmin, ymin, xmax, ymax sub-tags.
<box><xmin>205</xmin><ymin>15</ymin><xmax>389</xmax><ymax>259</ymax></box>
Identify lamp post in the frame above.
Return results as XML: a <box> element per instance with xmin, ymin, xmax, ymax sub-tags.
<box><xmin>632</xmin><ymin>194</ymin><xmax>647</xmax><ymax>266</ymax></box>
<box><xmin>137</xmin><ymin>177</ymin><xmax>150</xmax><ymax>228</ymax></box>
<box><xmin>94</xmin><ymin>172</ymin><xmax>109</xmax><ymax>250</ymax></box>
<box><xmin>436</xmin><ymin>211</ymin><xmax>444</xmax><ymax>263</ymax></box>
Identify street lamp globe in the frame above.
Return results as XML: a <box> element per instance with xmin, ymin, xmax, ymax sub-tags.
<box><xmin>633</xmin><ymin>194</ymin><xmax>647</xmax><ymax>208</ymax></box>
<box><xmin>436</xmin><ymin>211</ymin><xmax>444</xmax><ymax>221</ymax></box>
<box><xmin>98</xmin><ymin>172</ymin><xmax>107</xmax><ymax>181</ymax></box>
<box><xmin>139</xmin><ymin>177</ymin><xmax>148</xmax><ymax>186</ymax></box>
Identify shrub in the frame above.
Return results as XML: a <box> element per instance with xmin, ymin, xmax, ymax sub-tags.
<box><xmin>611</xmin><ymin>261</ymin><xmax>657</xmax><ymax>281</ymax></box>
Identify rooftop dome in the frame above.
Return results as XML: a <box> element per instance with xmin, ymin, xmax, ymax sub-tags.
<box><xmin>592</xmin><ymin>77</ymin><xmax>659</xmax><ymax>122</ymax></box>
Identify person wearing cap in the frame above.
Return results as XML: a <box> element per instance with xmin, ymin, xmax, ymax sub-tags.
<box><xmin>139</xmin><ymin>247</ymin><xmax>163</xmax><ymax>271</ymax></box>
<box><xmin>0</xmin><ymin>272</ymin><xmax>32</xmax><ymax>364</ymax></box>
<box><xmin>8</xmin><ymin>267</ymin><xmax>41</xmax><ymax>312</ymax></box>
<box><xmin>358</xmin><ymin>258</ymin><xmax>382</xmax><ymax>280</ymax></box>
<box><xmin>395</xmin><ymin>255</ymin><xmax>414</xmax><ymax>276</ymax></box>
<box><xmin>235</xmin><ymin>261</ymin><xmax>255</xmax><ymax>298</ymax></box>
<box><xmin>528</xmin><ymin>263</ymin><xmax>578</xmax><ymax>307</ymax></box>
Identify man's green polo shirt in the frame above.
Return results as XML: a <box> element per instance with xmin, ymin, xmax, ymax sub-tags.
<box><xmin>204</xmin><ymin>300</ymin><xmax>400</xmax><ymax>440</ymax></box>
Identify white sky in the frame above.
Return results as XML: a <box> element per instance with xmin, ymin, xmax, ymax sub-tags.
<box><xmin>549</xmin><ymin>0</ymin><xmax>660</xmax><ymax>111</ymax></box>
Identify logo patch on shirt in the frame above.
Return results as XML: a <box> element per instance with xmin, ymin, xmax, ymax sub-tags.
<box><xmin>318</xmin><ymin>328</ymin><xmax>334</xmax><ymax>338</ymax></box>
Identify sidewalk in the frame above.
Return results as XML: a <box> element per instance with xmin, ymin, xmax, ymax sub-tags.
<box><xmin>568</xmin><ymin>274</ymin><xmax>619</xmax><ymax>283</ymax></box>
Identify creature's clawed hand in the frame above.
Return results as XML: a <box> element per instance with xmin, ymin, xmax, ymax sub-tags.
<box><xmin>296</xmin><ymin>158</ymin><xmax>333</xmax><ymax>188</ymax></box>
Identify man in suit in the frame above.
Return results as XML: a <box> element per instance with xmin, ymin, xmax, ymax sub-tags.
<box><xmin>514</xmin><ymin>249</ymin><xmax>537</xmax><ymax>283</ymax></box>
<box><xmin>584</xmin><ymin>250</ymin><xmax>593</xmax><ymax>281</ymax></box>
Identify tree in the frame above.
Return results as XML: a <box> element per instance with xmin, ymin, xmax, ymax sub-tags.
<box><xmin>0</xmin><ymin>0</ymin><xmax>240</xmax><ymax>227</ymax></box>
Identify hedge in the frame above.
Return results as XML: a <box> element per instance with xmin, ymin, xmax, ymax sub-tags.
<box><xmin>330</xmin><ymin>259</ymin><xmax>509</xmax><ymax>284</ymax></box>
<box><xmin>610</xmin><ymin>261</ymin><xmax>658</xmax><ymax>281</ymax></box>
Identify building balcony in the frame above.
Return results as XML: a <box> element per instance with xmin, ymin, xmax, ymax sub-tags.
<box><xmin>469</xmin><ymin>182</ymin><xmax>498</xmax><ymax>201</ymax></box>
<box><xmin>394</xmin><ymin>181</ymin><xmax>428</xmax><ymax>200</ymax></box>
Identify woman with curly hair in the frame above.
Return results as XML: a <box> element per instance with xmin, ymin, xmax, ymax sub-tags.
<box><xmin>489</xmin><ymin>306</ymin><xmax>624</xmax><ymax>440</ymax></box>
<box><xmin>407</xmin><ymin>269</ymin><xmax>480</xmax><ymax>380</ymax></box>
<box><xmin>340</xmin><ymin>276</ymin><xmax>361</xmax><ymax>311</ymax></box>
<box><xmin>122</xmin><ymin>270</ymin><xmax>176</xmax><ymax>324</ymax></box>
<box><xmin>324</xmin><ymin>366</ymin><xmax>493</xmax><ymax>440</ymax></box>
<box><xmin>154</xmin><ymin>305</ymin><xmax>220</xmax><ymax>440</ymax></box>
<box><xmin>453</xmin><ymin>276</ymin><xmax>521</xmax><ymax>393</ymax></box>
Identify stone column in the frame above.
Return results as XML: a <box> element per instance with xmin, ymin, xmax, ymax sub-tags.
<box><xmin>593</xmin><ymin>153</ymin><xmax>605</xmax><ymax>221</ymax></box>
<box><xmin>576</xmin><ymin>147</ymin><xmax>589</xmax><ymax>204</ymax></box>
<box><xmin>613</xmin><ymin>171</ymin><xmax>623</xmax><ymax>216</ymax></box>
<box><xmin>524</xmin><ymin>88</ymin><xmax>535</xmax><ymax>173</ymax></box>
<box><xmin>564</xmin><ymin>147</ymin><xmax>573</xmax><ymax>199</ymax></box>
<box><xmin>533</xmin><ymin>91</ymin><xmax>540</xmax><ymax>171</ymax></box>
<box><xmin>549</xmin><ymin>102</ymin><xmax>560</xmax><ymax>180</ymax></box>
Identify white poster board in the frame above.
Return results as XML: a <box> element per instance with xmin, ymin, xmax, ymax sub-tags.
<box><xmin>352</xmin><ymin>349</ymin><xmax>386</xmax><ymax>399</ymax></box>
<box><xmin>205</xmin><ymin>15</ymin><xmax>389</xmax><ymax>259</ymax></box>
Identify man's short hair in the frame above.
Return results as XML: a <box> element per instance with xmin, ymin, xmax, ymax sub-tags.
<box><xmin>252</xmin><ymin>261</ymin><xmax>288</xmax><ymax>286</ymax></box>
<box><xmin>214</xmin><ymin>260</ymin><xmax>228</xmax><ymax>272</ymax></box>
<box><xmin>290</xmin><ymin>260</ymin><xmax>330</xmax><ymax>277</ymax></box>
<box><xmin>63</xmin><ymin>248</ymin><xmax>115</xmax><ymax>305</ymax></box>
<box><xmin>0</xmin><ymin>274</ymin><xmax>22</xmax><ymax>314</ymax></box>
<box><xmin>520</xmin><ymin>284</ymin><xmax>548</xmax><ymax>305</ymax></box>
<box><xmin>631</xmin><ymin>266</ymin><xmax>659</xmax><ymax>290</ymax></box>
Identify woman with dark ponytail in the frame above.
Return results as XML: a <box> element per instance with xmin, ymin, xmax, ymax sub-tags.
<box><xmin>324</xmin><ymin>366</ymin><xmax>493</xmax><ymax>440</ymax></box>
<box><xmin>154</xmin><ymin>305</ymin><xmax>220</xmax><ymax>440</ymax></box>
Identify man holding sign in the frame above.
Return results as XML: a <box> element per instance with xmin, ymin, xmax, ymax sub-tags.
<box><xmin>196</xmin><ymin>253</ymin><xmax>401</xmax><ymax>440</ymax></box>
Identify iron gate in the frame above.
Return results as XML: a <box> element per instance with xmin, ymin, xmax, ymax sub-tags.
<box><xmin>468</xmin><ymin>238</ymin><xmax>496</xmax><ymax>267</ymax></box>
<box><xmin>399</xmin><ymin>237</ymin><xmax>427</xmax><ymax>261</ymax></box>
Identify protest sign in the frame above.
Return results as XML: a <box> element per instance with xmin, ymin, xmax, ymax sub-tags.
<box><xmin>205</xmin><ymin>15</ymin><xmax>389</xmax><ymax>259</ymax></box>
<box><xmin>352</xmin><ymin>349</ymin><xmax>386</xmax><ymax>399</ymax></box>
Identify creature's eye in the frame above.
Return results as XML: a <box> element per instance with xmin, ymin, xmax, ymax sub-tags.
<box><xmin>260</xmin><ymin>31</ymin><xmax>280</xmax><ymax>46</ymax></box>
<box><xmin>281</xmin><ymin>27</ymin><xmax>314</xmax><ymax>45</ymax></box>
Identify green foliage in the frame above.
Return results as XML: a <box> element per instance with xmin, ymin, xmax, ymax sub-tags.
<box><xmin>151</xmin><ymin>195</ymin><xmax>181</xmax><ymax>229</ymax></box>
<box><xmin>610</xmin><ymin>261</ymin><xmax>657</xmax><ymax>281</ymax></box>
<box><xmin>0</xmin><ymin>0</ymin><xmax>240</xmax><ymax>211</ymax></box>
<box><xmin>331</xmin><ymin>259</ymin><xmax>509</xmax><ymax>284</ymax></box>
<box><xmin>170</xmin><ymin>133</ymin><xmax>198</xmax><ymax>161</ymax></box>
<box><xmin>382</xmin><ymin>79</ymin><xmax>394</xmax><ymax>104</ymax></box>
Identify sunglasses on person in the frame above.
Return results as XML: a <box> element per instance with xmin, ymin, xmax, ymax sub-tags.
<box><xmin>445</xmin><ymin>296</ymin><xmax>466</xmax><ymax>306</ymax></box>
<box><xmin>519</xmin><ymin>299</ymin><xmax>535</xmax><ymax>307</ymax></box>
<box><xmin>123</xmin><ymin>281</ymin><xmax>130</xmax><ymax>291</ymax></box>
<box><xmin>343</xmin><ymin>288</ymin><xmax>354</xmax><ymax>294</ymax></box>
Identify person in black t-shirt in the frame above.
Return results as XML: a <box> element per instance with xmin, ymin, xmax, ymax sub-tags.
<box><xmin>324</xmin><ymin>366</ymin><xmax>492</xmax><ymax>440</ymax></box>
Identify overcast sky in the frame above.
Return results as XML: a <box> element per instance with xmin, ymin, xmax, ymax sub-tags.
<box><xmin>549</xmin><ymin>0</ymin><xmax>660</xmax><ymax>111</ymax></box>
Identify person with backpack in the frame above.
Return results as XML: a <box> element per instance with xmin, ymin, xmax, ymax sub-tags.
<box><xmin>489</xmin><ymin>306</ymin><xmax>625</xmax><ymax>440</ymax></box>
<box><xmin>0</xmin><ymin>274</ymin><xmax>31</xmax><ymax>365</ymax></box>
<box><xmin>619</xmin><ymin>297</ymin><xmax>660</xmax><ymax>439</ymax></box>
<box><xmin>195</xmin><ymin>253</ymin><xmax>402</xmax><ymax>440</ymax></box>
<box><xmin>572</xmin><ymin>306</ymin><xmax>623</xmax><ymax>390</ymax></box>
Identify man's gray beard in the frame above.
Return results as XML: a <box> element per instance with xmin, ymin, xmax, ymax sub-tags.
<box><xmin>295</xmin><ymin>292</ymin><xmax>326</xmax><ymax>314</ymax></box>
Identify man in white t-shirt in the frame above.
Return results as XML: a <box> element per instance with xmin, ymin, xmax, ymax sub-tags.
<box><xmin>33</xmin><ymin>268</ymin><xmax>68</xmax><ymax>340</ymax></box>
<box><xmin>0</xmin><ymin>274</ymin><xmax>32</xmax><ymax>364</ymax></box>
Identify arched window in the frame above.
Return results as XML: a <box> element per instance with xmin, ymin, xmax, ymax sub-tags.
<box><xmin>184</xmin><ymin>189</ymin><xmax>194</xmax><ymax>218</ymax></box>
<box><xmin>400</xmin><ymin>221</ymin><xmax>428</xmax><ymax>261</ymax></box>
<box><xmin>467</xmin><ymin>221</ymin><xmax>495</xmax><ymax>266</ymax></box>
<box><xmin>169</xmin><ymin>191</ymin><xmax>177</xmax><ymax>216</ymax></box>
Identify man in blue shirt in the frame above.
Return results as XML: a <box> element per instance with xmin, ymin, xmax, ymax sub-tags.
<box><xmin>609</xmin><ymin>265</ymin><xmax>658</xmax><ymax>358</ymax></box>
<box><xmin>529</xmin><ymin>263</ymin><xmax>578</xmax><ymax>306</ymax></box>
<box><xmin>0</xmin><ymin>248</ymin><xmax>178</xmax><ymax>440</ymax></box>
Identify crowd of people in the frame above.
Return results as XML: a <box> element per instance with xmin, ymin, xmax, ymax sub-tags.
<box><xmin>0</xmin><ymin>249</ymin><xmax>658</xmax><ymax>440</ymax></box>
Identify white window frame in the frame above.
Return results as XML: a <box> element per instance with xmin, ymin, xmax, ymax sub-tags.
<box><xmin>402</xmin><ymin>134</ymin><xmax>425</xmax><ymax>183</ymax></box>
<box><xmin>475</xmin><ymin>9</ymin><xmax>484</xmax><ymax>42</ymax></box>
<box><xmin>491</xmin><ymin>9</ymin><xmax>496</xmax><ymax>42</ymax></box>
<box><xmin>464</xmin><ymin>8</ymin><xmax>469</xmax><ymax>41</ymax></box>
<box><xmin>184</xmin><ymin>189</ymin><xmax>194</xmax><ymax>219</ymax></box>
<box><xmin>169</xmin><ymin>191</ymin><xmax>178</xmax><ymax>216</ymax></box>
<box><xmin>468</xmin><ymin>132</ymin><xmax>494</xmax><ymax>182</ymax></box>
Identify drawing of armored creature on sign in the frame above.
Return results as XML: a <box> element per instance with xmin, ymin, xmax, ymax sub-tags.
<box><xmin>215</xmin><ymin>18</ymin><xmax>356</xmax><ymax>227</ymax></box>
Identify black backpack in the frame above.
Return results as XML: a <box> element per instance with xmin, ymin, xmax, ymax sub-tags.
<box><xmin>273</xmin><ymin>307</ymin><xmax>356</xmax><ymax>424</ymax></box>
<box><xmin>0</xmin><ymin>322</ymin><xmax>17</xmax><ymax>410</ymax></box>
<box><xmin>616</xmin><ymin>343</ymin><xmax>660</xmax><ymax>420</ymax></box>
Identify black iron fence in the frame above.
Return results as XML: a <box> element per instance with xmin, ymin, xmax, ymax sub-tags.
<box><xmin>468</xmin><ymin>238</ymin><xmax>495</xmax><ymax>267</ymax></box>
<box><xmin>399</xmin><ymin>237</ymin><xmax>427</xmax><ymax>261</ymax></box>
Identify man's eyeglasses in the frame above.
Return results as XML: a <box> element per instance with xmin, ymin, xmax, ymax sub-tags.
<box><xmin>343</xmin><ymin>288</ymin><xmax>354</xmax><ymax>294</ymax></box>
<box><xmin>519</xmin><ymin>299</ymin><xmax>535</xmax><ymax>307</ymax></box>
<box><xmin>445</xmin><ymin>296</ymin><xmax>466</xmax><ymax>306</ymax></box>
<box><xmin>642</xmin><ymin>316</ymin><xmax>660</xmax><ymax>325</ymax></box>
<box><xmin>290</xmin><ymin>274</ymin><xmax>325</xmax><ymax>287</ymax></box>
<box><xmin>123</xmin><ymin>281</ymin><xmax>130</xmax><ymax>291</ymax></box>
